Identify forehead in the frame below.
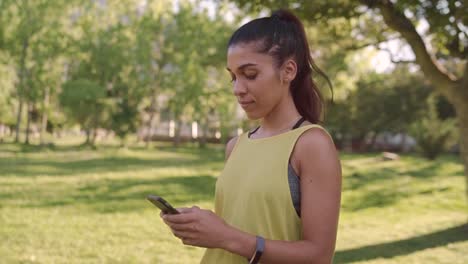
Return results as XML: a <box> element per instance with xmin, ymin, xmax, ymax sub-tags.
<box><xmin>227</xmin><ymin>43</ymin><xmax>274</xmax><ymax>70</ymax></box>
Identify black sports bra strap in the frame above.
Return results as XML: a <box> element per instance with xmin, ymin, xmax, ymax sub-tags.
<box><xmin>248</xmin><ymin>126</ymin><xmax>260</xmax><ymax>137</ymax></box>
<box><xmin>248</xmin><ymin>117</ymin><xmax>305</xmax><ymax>138</ymax></box>
<box><xmin>291</xmin><ymin>117</ymin><xmax>306</xmax><ymax>129</ymax></box>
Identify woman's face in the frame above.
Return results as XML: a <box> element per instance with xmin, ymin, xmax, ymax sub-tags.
<box><xmin>226</xmin><ymin>43</ymin><xmax>287</xmax><ymax>120</ymax></box>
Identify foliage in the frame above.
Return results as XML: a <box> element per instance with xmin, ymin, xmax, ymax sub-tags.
<box><xmin>159</xmin><ymin>2</ymin><xmax>235</xmax><ymax>144</ymax></box>
<box><xmin>409</xmin><ymin>97</ymin><xmax>458</xmax><ymax>160</ymax></box>
<box><xmin>59</xmin><ymin>79</ymin><xmax>108</xmax><ymax>136</ymax></box>
<box><xmin>0</xmin><ymin>59</ymin><xmax>16</xmax><ymax>126</ymax></box>
<box><xmin>353</xmin><ymin>69</ymin><xmax>430</xmax><ymax>135</ymax></box>
<box><xmin>1</xmin><ymin>0</ymin><xmax>464</xmax><ymax>155</ymax></box>
<box><xmin>231</xmin><ymin>0</ymin><xmax>467</xmax><ymax>61</ymax></box>
<box><xmin>326</xmin><ymin>67</ymin><xmax>431</xmax><ymax>150</ymax></box>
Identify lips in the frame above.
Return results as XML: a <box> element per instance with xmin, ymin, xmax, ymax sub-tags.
<box><xmin>238</xmin><ymin>101</ymin><xmax>254</xmax><ymax>108</ymax></box>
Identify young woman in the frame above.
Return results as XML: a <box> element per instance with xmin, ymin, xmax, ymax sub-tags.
<box><xmin>161</xmin><ymin>9</ymin><xmax>342</xmax><ymax>264</ymax></box>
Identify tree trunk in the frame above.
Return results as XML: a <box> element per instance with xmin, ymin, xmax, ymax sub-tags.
<box><xmin>198</xmin><ymin>120</ymin><xmax>208</xmax><ymax>148</ymax></box>
<box><xmin>85</xmin><ymin>129</ymin><xmax>91</xmax><ymax>145</ymax></box>
<box><xmin>25</xmin><ymin>102</ymin><xmax>32</xmax><ymax>145</ymax></box>
<box><xmin>91</xmin><ymin>128</ymin><xmax>97</xmax><ymax>145</ymax></box>
<box><xmin>15</xmin><ymin>36</ymin><xmax>30</xmax><ymax>143</ymax></box>
<box><xmin>145</xmin><ymin>115</ymin><xmax>155</xmax><ymax>148</ymax></box>
<box><xmin>14</xmin><ymin>98</ymin><xmax>23</xmax><ymax>143</ymax></box>
<box><xmin>40</xmin><ymin>86</ymin><xmax>50</xmax><ymax>145</ymax></box>
<box><xmin>145</xmin><ymin>92</ymin><xmax>157</xmax><ymax>148</ymax></box>
<box><xmin>173</xmin><ymin>119</ymin><xmax>182</xmax><ymax>147</ymax></box>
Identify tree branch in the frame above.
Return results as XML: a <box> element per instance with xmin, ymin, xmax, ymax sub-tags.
<box><xmin>344</xmin><ymin>36</ymin><xmax>401</xmax><ymax>51</ymax></box>
<box><xmin>361</xmin><ymin>0</ymin><xmax>459</xmax><ymax>99</ymax></box>
<box><xmin>377</xmin><ymin>47</ymin><xmax>416</xmax><ymax>64</ymax></box>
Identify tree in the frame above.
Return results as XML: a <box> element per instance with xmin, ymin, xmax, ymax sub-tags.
<box><xmin>160</xmin><ymin>2</ymin><xmax>233</xmax><ymax>146</ymax></box>
<box><xmin>0</xmin><ymin>61</ymin><xmax>16</xmax><ymax>141</ymax></box>
<box><xmin>352</xmin><ymin>69</ymin><xmax>431</xmax><ymax>151</ymax></box>
<box><xmin>325</xmin><ymin>68</ymin><xmax>431</xmax><ymax>152</ymax></box>
<box><xmin>231</xmin><ymin>0</ymin><xmax>468</xmax><ymax>199</ymax></box>
<box><xmin>0</xmin><ymin>0</ymin><xmax>71</xmax><ymax>144</ymax></box>
<box><xmin>59</xmin><ymin>79</ymin><xmax>107</xmax><ymax>144</ymax></box>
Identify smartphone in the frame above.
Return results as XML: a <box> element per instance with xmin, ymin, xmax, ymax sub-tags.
<box><xmin>146</xmin><ymin>195</ymin><xmax>180</xmax><ymax>214</ymax></box>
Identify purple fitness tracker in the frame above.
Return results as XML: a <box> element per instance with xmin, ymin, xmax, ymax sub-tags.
<box><xmin>249</xmin><ymin>236</ymin><xmax>265</xmax><ymax>264</ymax></box>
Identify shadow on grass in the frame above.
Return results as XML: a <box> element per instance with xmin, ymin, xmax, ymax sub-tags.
<box><xmin>334</xmin><ymin>224</ymin><xmax>468</xmax><ymax>263</ymax></box>
<box><xmin>21</xmin><ymin>175</ymin><xmax>217</xmax><ymax>213</ymax></box>
<box><xmin>341</xmin><ymin>155</ymin><xmax>463</xmax><ymax>212</ymax></box>
<box><xmin>0</xmin><ymin>142</ymin><xmax>97</xmax><ymax>153</ymax></box>
<box><xmin>0</xmin><ymin>146</ymin><xmax>224</xmax><ymax>177</ymax></box>
<box><xmin>344</xmin><ymin>155</ymin><xmax>462</xmax><ymax>191</ymax></box>
<box><xmin>342</xmin><ymin>189</ymin><xmax>411</xmax><ymax>211</ymax></box>
<box><xmin>0</xmin><ymin>156</ymin><xmax>211</xmax><ymax>177</ymax></box>
<box><xmin>0</xmin><ymin>141</ymin><xmax>224</xmax><ymax>154</ymax></box>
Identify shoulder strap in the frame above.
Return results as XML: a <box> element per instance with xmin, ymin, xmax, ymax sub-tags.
<box><xmin>291</xmin><ymin>117</ymin><xmax>306</xmax><ymax>129</ymax></box>
<box><xmin>248</xmin><ymin>126</ymin><xmax>260</xmax><ymax>138</ymax></box>
<box><xmin>248</xmin><ymin>116</ymin><xmax>306</xmax><ymax>138</ymax></box>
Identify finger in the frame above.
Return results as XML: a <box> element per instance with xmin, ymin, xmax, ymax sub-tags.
<box><xmin>181</xmin><ymin>237</ymin><xmax>196</xmax><ymax>246</ymax></box>
<box><xmin>166</xmin><ymin>222</ymin><xmax>197</xmax><ymax>232</ymax></box>
<box><xmin>163</xmin><ymin>212</ymin><xmax>196</xmax><ymax>224</ymax></box>
<box><xmin>172</xmin><ymin>230</ymin><xmax>195</xmax><ymax>240</ymax></box>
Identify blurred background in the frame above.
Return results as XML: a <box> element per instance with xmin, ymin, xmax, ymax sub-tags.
<box><xmin>0</xmin><ymin>0</ymin><xmax>467</xmax><ymax>263</ymax></box>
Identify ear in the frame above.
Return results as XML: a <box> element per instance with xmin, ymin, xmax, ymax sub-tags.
<box><xmin>280</xmin><ymin>59</ymin><xmax>297</xmax><ymax>85</ymax></box>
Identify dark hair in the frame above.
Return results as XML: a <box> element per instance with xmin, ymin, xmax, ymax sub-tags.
<box><xmin>228</xmin><ymin>9</ymin><xmax>332</xmax><ymax>124</ymax></box>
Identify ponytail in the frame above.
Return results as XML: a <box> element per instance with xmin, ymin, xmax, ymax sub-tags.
<box><xmin>228</xmin><ymin>9</ymin><xmax>333</xmax><ymax>124</ymax></box>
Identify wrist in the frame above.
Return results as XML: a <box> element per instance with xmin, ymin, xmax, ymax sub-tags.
<box><xmin>222</xmin><ymin>226</ymin><xmax>256</xmax><ymax>257</ymax></box>
<box><xmin>248</xmin><ymin>236</ymin><xmax>265</xmax><ymax>264</ymax></box>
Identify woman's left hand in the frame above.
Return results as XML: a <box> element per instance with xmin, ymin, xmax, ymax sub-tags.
<box><xmin>161</xmin><ymin>206</ymin><xmax>233</xmax><ymax>248</ymax></box>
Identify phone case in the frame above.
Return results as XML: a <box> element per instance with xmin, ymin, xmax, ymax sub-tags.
<box><xmin>147</xmin><ymin>195</ymin><xmax>179</xmax><ymax>214</ymax></box>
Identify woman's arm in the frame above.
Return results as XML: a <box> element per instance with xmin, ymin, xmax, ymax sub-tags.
<box><xmin>163</xmin><ymin>128</ymin><xmax>341</xmax><ymax>263</ymax></box>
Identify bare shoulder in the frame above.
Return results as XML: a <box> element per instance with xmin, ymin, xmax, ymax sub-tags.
<box><xmin>225</xmin><ymin>135</ymin><xmax>239</xmax><ymax>161</ymax></box>
<box><xmin>296</xmin><ymin>125</ymin><xmax>335</xmax><ymax>152</ymax></box>
<box><xmin>294</xmin><ymin>125</ymin><xmax>341</xmax><ymax>178</ymax></box>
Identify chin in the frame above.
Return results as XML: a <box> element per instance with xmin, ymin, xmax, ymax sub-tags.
<box><xmin>245</xmin><ymin>111</ymin><xmax>263</xmax><ymax>121</ymax></box>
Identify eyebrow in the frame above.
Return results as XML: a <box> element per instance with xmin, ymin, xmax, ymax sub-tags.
<box><xmin>226</xmin><ymin>63</ymin><xmax>258</xmax><ymax>72</ymax></box>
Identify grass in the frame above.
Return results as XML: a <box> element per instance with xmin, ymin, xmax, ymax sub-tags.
<box><xmin>0</xmin><ymin>136</ymin><xmax>467</xmax><ymax>263</ymax></box>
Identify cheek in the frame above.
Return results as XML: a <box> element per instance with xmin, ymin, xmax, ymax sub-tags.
<box><xmin>256</xmin><ymin>79</ymin><xmax>282</xmax><ymax>105</ymax></box>
<box><xmin>252</xmin><ymin>75</ymin><xmax>279</xmax><ymax>99</ymax></box>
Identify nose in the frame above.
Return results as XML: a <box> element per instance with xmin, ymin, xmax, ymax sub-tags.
<box><xmin>232</xmin><ymin>79</ymin><xmax>247</xmax><ymax>97</ymax></box>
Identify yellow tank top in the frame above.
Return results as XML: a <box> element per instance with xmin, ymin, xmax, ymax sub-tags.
<box><xmin>200</xmin><ymin>124</ymin><xmax>326</xmax><ymax>264</ymax></box>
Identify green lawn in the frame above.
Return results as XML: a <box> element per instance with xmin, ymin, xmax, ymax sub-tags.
<box><xmin>0</xmin><ymin>138</ymin><xmax>467</xmax><ymax>263</ymax></box>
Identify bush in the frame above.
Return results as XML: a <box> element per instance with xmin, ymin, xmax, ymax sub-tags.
<box><xmin>409</xmin><ymin>98</ymin><xmax>457</xmax><ymax>160</ymax></box>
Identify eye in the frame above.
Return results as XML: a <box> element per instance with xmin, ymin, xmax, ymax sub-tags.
<box><xmin>243</xmin><ymin>69</ymin><xmax>257</xmax><ymax>80</ymax></box>
<box><xmin>245</xmin><ymin>74</ymin><xmax>257</xmax><ymax>80</ymax></box>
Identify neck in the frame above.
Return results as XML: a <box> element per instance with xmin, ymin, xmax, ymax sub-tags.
<box><xmin>258</xmin><ymin>95</ymin><xmax>302</xmax><ymax>137</ymax></box>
